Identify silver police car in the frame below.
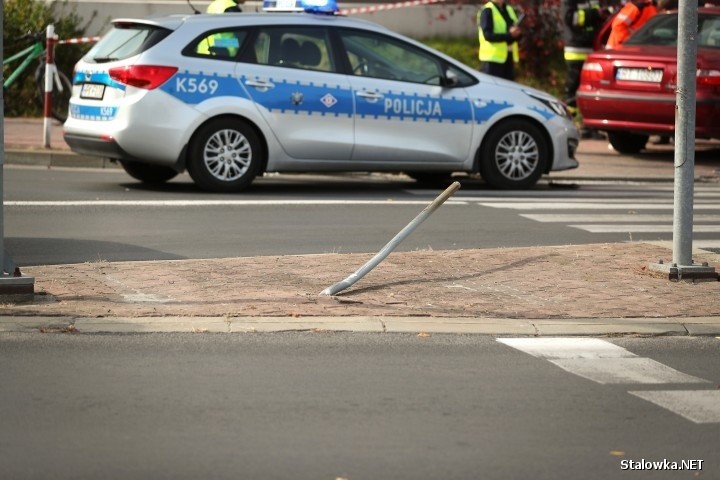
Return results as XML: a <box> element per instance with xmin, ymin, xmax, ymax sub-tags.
<box><xmin>64</xmin><ymin>5</ymin><xmax>579</xmax><ymax>192</ymax></box>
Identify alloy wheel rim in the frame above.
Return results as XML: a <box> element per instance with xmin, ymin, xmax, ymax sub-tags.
<box><xmin>203</xmin><ymin>129</ymin><xmax>252</xmax><ymax>181</ymax></box>
<box><xmin>495</xmin><ymin>130</ymin><xmax>539</xmax><ymax>181</ymax></box>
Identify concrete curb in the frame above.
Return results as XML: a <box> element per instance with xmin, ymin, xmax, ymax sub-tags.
<box><xmin>2</xmin><ymin>315</ymin><xmax>719</xmax><ymax>336</ymax></box>
<box><xmin>4</xmin><ymin>149</ymin><xmax>121</xmax><ymax>169</ymax></box>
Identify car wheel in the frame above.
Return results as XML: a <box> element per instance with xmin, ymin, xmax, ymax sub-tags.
<box><xmin>120</xmin><ymin>160</ymin><xmax>178</xmax><ymax>184</ymax></box>
<box><xmin>187</xmin><ymin>118</ymin><xmax>262</xmax><ymax>192</ymax></box>
<box><xmin>479</xmin><ymin>119</ymin><xmax>547</xmax><ymax>189</ymax></box>
<box><xmin>607</xmin><ymin>131</ymin><xmax>648</xmax><ymax>154</ymax></box>
<box><xmin>405</xmin><ymin>171</ymin><xmax>453</xmax><ymax>186</ymax></box>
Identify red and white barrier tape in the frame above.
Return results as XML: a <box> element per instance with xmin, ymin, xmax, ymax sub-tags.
<box><xmin>57</xmin><ymin>36</ymin><xmax>100</xmax><ymax>45</ymax></box>
<box><xmin>340</xmin><ymin>0</ymin><xmax>447</xmax><ymax>15</ymax></box>
<box><xmin>54</xmin><ymin>1</ymin><xmax>450</xmax><ymax>45</ymax></box>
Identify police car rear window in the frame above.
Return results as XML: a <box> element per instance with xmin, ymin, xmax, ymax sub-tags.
<box><xmin>85</xmin><ymin>24</ymin><xmax>172</xmax><ymax>64</ymax></box>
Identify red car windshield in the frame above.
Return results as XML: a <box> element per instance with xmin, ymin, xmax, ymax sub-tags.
<box><xmin>624</xmin><ymin>12</ymin><xmax>720</xmax><ymax>48</ymax></box>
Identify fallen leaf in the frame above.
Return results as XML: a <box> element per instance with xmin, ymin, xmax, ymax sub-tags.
<box><xmin>418</xmin><ymin>332</ymin><xmax>431</xmax><ymax>337</ymax></box>
<box><xmin>609</xmin><ymin>450</ymin><xmax>625</xmax><ymax>457</ymax></box>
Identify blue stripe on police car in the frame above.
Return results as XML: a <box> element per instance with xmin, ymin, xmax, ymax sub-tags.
<box><xmin>161</xmin><ymin>71</ymin><xmax>250</xmax><ymax>105</ymax></box>
<box><xmin>528</xmin><ymin>106</ymin><xmax>555</xmax><ymax>120</ymax></box>
<box><xmin>472</xmin><ymin>99</ymin><xmax>513</xmax><ymax>124</ymax></box>
<box><xmin>245</xmin><ymin>77</ymin><xmax>354</xmax><ymax>117</ymax></box>
<box><xmin>73</xmin><ymin>71</ymin><xmax>125</xmax><ymax>91</ymax></box>
<box><xmin>357</xmin><ymin>91</ymin><xmax>473</xmax><ymax>123</ymax></box>
<box><xmin>69</xmin><ymin>103</ymin><xmax>118</xmax><ymax>121</ymax></box>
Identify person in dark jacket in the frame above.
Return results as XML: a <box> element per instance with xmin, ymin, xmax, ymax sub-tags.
<box><xmin>477</xmin><ymin>0</ymin><xmax>523</xmax><ymax>80</ymax></box>
<box><xmin>562</xmin><ymin>1</ymin><xmax>607</xmax><ymax>113</ymax></box>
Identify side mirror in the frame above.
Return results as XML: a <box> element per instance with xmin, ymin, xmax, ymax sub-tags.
<box><xmin>443</xmin><ymin>69</ymin><xmax>459</xmax><ymax>88</ymax></box>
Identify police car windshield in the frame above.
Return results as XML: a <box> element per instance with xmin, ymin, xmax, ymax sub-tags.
<box><xmin>87</xmin><ymin>24</ymin><xmax>172</xmax><ymax>63</ymax></box>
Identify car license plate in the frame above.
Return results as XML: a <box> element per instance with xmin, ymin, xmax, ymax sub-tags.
<box><xmin>80</xmin><ymin>83</ymin><xmax>105</xmax><ymax>100</ymax></box>
<box><xmin>616</xmin><ymin>68</ymin><xmax>663</xmax><ymax>83</ymax></box>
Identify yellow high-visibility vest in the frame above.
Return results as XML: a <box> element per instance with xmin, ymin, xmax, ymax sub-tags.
<box><xmin>478</xmin><ymin>2</ymin><xmax>519</xmax><ymax>64</ymax></box>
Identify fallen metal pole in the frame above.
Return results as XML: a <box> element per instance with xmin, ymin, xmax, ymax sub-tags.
<box><xmin>320</xmin><ymin>181</ymin><xmax>460</xmax><ymax>296</ymax></box>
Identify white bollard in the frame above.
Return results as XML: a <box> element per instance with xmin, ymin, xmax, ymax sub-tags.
<box><xmin>320</xmin><ymin>181</ymin><xmax>460</xmax><ymax>296</ymax></box>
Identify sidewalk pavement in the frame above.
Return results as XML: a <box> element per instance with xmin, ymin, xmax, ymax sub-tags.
<box><xmin>2</xmin><ymin>117</ymin><xmax>720</xmax><ymax>336</ymax></box>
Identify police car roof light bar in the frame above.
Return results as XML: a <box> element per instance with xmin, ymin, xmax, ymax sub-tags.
<box><xmin>262</xmin><ymin>0</ymin><xmax>339</xmax><ymax>14</ymax></box>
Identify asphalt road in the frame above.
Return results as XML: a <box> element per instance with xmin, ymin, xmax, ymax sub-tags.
<box><xmin>3</xmin><ymin>165</ymin><xmax>720</xmax><ymax>265</ymax></box>
<box><xmin>1</xmin><ymin>333</ymin><xmax>718</xmax><ymax>480</ymax></box>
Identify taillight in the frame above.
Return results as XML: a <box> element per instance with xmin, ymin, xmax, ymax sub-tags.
<box><xmin>697</xmin><ymin>69</ymin><xmax>720</xmax><ymax>87</ymax></box>
<box><xmin>108</xmin><ymin>65</ymin><xmax>178</xmax><ymax>89</ymax></box>
<box><xmin>580</xmin><ymin>62</ymin><xmax>604</xmax><ymax>84</ymax></box>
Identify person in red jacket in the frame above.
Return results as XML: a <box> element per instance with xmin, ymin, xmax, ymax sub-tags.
<box><xmin>606</xmin><ymin>0</ymin><xmax>657</xmax><ymax>49</ymax></box>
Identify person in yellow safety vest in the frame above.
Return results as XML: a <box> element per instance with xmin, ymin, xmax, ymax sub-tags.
<box><xmin>562</xmin><ymin>1</ymin><xmax>607</xmax><ymax>106</ymax></box>
<box><xmin>606</xmin><ymin>0</ymin><xmax>657</xmax><ymax>49</ymax></box>
<box><xmin>561</xmin><ymin>0</ymin><xmax>610</xmax><ymax>138</ymax></box>
<box><xmin>197</xmin><ymin>0</ymin><xmax>244</xmax><ymax>55</ymax></box>
<box><xmin>477</xmin><ymin>0</ymin><xmax>522</xmax><ymax>81</ymax></box>
<box><xmin>207</xmin><ymin>0</ymin><xmax>242</xmax><ymax>13</ymax></box>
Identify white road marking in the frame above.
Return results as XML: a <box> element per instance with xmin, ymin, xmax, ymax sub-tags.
<box><xmin>5</xmin><ymin>200</ymin><xmax>468</xmax><ymax>207</ymax></box>
<box><xmin>629</xmin><ymin>390</ymin><xmax>720</xmax><ymax>424</ymax></box>
<box><xmin>499</xmin><ymin>337</ymin><xmax>710</xmax><ymax>383</ymax></box>
<box><xmin>498</xmin><ymin>337</ymin><xmax>716</xmax><ymax>423</ymax></box>
<box><xmin>520</xmin><ymin>214</ymin><xmax>720</xmax><ymax>223</ymax></box>
<box><xmin>497</xmin><ymin>337</ymin><xmax>634</xmax><ymax>359</ymax></box>
<box><xmin>550</xmin><ymin>358</ymin><xmax>708</xmax><ymax>385</ymax></box>
<box><xmin>571</xmin><ymin>224</ymin><xmax>720</xmax><ymax>233</ymax></box>
<box><xmin>479</xmin><ymin>202</ymin><xmax>720</xmax><ymax>210</ymax></box>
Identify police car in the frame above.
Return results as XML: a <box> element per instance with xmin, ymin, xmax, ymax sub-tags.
<box><xmin>63</xmin><ymin>0</ymin><xmax>579</xmax><ymax>192</ymax></box>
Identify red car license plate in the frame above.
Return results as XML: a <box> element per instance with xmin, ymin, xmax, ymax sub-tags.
<box><xmin>616</xmin><ymin>68</ymin><xmax>663</xmax><ymax>83</ymax></box>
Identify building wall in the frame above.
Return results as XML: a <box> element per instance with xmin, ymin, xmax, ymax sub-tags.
<box><xmin>60</xmin><ymin>0</ymin><xmax>478</xmax><ymax>38</ymax></box>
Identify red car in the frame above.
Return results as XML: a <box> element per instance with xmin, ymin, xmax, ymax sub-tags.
<box><xmin>578</xmin><ymin>7</ymin><xmax>720</xmax><ymax>153</ymax></box>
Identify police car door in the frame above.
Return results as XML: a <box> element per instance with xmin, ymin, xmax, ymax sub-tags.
<box><xmin>239</xmin><ymin>26</ymin><xmax>354</xmax><ymax>160</ymax></box>
<box><xmin>338</xmin><ymin>30</ymin><xmax>473</xmax><ymax>164</ymax></box>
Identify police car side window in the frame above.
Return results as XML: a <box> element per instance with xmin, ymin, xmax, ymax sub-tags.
<box><xmin>338</xmin><ymin>30</ymin><xmax>442</xmax><ymax>85</ymax></box>
<box><xmin>250</xmin><ymin>27</ymin><xmax>335</xmax><ymax>73</ymax></box>
<box><xmin>187</xmin><ymin>29</ymin><xmax>247</xmax><ymax>60</ymax></box>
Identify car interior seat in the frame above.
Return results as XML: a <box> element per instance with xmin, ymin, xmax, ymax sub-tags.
<box><xmin>279</xmin><ymin>38</ymin><xmax>301</xmax><ymax>66</ymax></box>
<box><xmin>298</xmin><ymin>42</ymin><xmax>322</xmax><ymax>68</ymax></box>
<box><xmin>209</xmin><ymin>46</ymin><xmax>231</xmax><ymax>58</ymax></box>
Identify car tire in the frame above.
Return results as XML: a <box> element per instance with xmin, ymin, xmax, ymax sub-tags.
<box><xmin>120</xmin><ymin>160</ymin><xmax>179</xmax><ymax>184</ymax></box>
<box><xmin>187</xmin><ymin>118</ymin><xmax>263</xmax><ymax>192</ymax></box>
<box><xmin>479</xmin><ymin>119</ymin><xmax>547</xmax><ymax>189</ymax></box>
<box><xmin>607</xmin><ymin>131</ymin><xmax>648</xmax><ymax>154</ymax></box>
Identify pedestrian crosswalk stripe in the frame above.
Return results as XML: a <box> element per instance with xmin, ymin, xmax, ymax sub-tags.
<box><xmin>479</xmin><ymin>202</ymin><xmax>720</xmax><ymax>210</ymax></box>
<box><xmin>497</xmin><ymin>337</ymin><xmax>633</xmax><ymax>359</ymax></box>
<box><xmin>497</xmin><ymin>338</ymin><xmax>717</xmax><ymax>422</ymax></box>
<box><xmin>571</xmin><ymin>225</ymin><xmax>720</xmax><ymax>233</ymax></box>
<box><xmin>629</xmin><ymin>391</ymin><xmax>720</xmax><ymax>424</ymax></box>
<box><xmin>550</xmin><ymin>357</ymin><xmax>708</xmax><ymax>385</ymax></box>
<box><xmin>497</xmin><ymin>339</ymin><xmax>709</xmax><ymax>385</ymax></box>
<box><xmin>521</xmin><ymin>214</ymin><xmax>720</xmax><ymax>223</ymax></box>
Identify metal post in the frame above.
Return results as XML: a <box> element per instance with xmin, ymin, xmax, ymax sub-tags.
<box><xmin>650</xmin><ymin>2</ymin><xmax>717</xmax><ymax>282</ymax></box>
<box><xmin>1</xmin><ymin>5</ymin><xmax>5</xmax><ymax>277</ymax></box>
<box><xmin>320</xmin><ymin>181</ymin><xmax>460</xmax><ymax>296</ymax></box>
<box><xmin>0</xmin><ymin>9</ymin><xmax>36</xmax><ymax>301</ymax></box>
<box><xmin>43</xmin><ymin>24</ymin><xmax>56</xmax><ymax>148</ymax></box>
<box><xmin>672</xmin><ymin>2</ymin><xmax>696</xmax><ymax>267</ymax></box>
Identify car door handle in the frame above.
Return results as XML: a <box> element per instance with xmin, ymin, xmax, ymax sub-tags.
<box><xmin>356</xmin><ymin>90</ymin><xmax>384</xmax><ymax>102</ymax></box>
<box><xmin>244</xmin><ymin>79</ymin><xmax>275</xmax><ymax>90</ymax></box>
